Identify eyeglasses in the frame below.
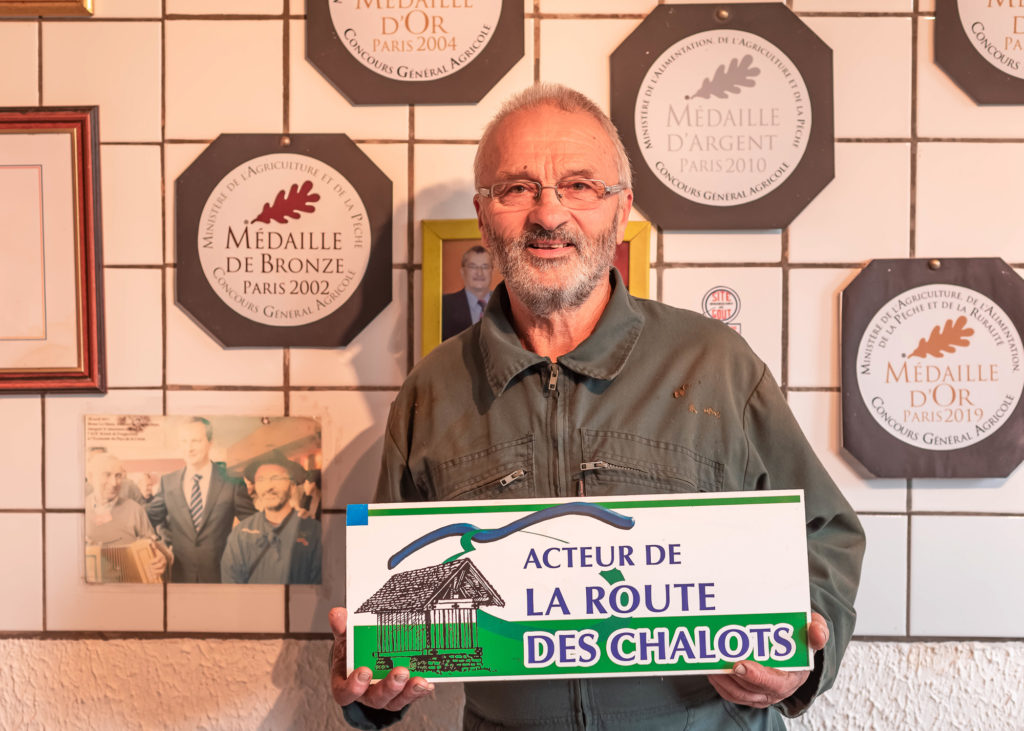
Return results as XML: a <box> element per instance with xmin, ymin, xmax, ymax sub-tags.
<box><xmin>255</xmin><ymin>475</ymin><xmax>292</xmax><ymax>485</ymax></box>
<box><xmin>463</xmin><ymin>264</ymin><xmax>492</xmax><ymax>272</ymax></box>
<box><xmin>477</xmin><ymin>177</ymin><xmax>627</xmax><ymax>210</ymax></box>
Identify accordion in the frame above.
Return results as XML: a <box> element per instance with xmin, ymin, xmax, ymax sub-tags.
<box><xmin>85</xmin><ymin>539</ymin><xmax>168</xmax><ymax>583</ymax></box>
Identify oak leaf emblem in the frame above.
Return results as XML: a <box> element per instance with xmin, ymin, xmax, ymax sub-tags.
<box><xmin>253</xmin><ymin>180</ymin><xmax>320</xmax><ymax>224</ymax></box>
<box><xmin>687</xmin><ymin>55</ymin><xmax>761</xmax><ymax>100</ymax></box>
<box><xmin>908</xmin><ymin>316</ymin><xmax>974</xmax><ymax>359</ymax></box>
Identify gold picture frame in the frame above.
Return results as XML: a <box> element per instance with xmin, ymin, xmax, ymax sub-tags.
<box><xmin>421</xmin><ymin>219</ymin><xmax>651</xmax><ymax>357</ymax></box>
<box><xmin>0</xmin><ymin>0</ymin><xmax>92</xmax><ymax>15</ymax></box>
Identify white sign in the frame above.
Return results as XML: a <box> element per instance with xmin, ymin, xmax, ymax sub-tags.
<box><xmin>346</xmin><ymin>492</ymin><xmax>811</xmax><ymax>682</ymax></box>
<box><xmin>329</xmin><ymin>0</ymin><xmax>500</xmax><ymax>82</ymax></box>
<box><xmin>634</xmin><ymin>30</ymin><xmax>810</xmax><ymax>207</ymax></box>
<box><xmin>197</xmin><ymin>153</ymin><xmax>371</xmax><ymax>328</ymax></box>
<box><xmin>856</xmin><ymin>284</ymin><xmax>1024</xmax><ymax>451</ymax></box>
<box><xmin>957</xmin><ymin>0</ymin><xmax>1024</xmax><ymax>80</ymax></box>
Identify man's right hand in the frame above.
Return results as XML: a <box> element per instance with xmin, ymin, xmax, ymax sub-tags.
<box><xmin>329</xmin><ymin>607</ymin><xmax>435</xmax><ymax>711</ymax></box>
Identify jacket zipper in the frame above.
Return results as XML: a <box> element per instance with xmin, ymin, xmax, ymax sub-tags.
<box><xmin>445</xmin><ymin>468</ymin><xmax>526</xmax><ymax>500</ymax></box>
<box><xmin>546</xmin><ymin>362</ymin><xmax>565</xmax><ymax>497</ymax></box>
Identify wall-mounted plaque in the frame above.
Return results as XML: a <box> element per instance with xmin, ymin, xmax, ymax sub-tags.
<box><xmin>306</xmin><ymin>0</ymin><xmax>523</xmax><ymax>104</ymax></box>
<box><xmin>842</xmin><ymin>258</ymin><xmax>1024</xmax><ymax>478</ymax></box>
<box><xmin>611</xmin><ymin>3</ymin><xmax>834</xmax><ymax>230</ymax></box>
<box><xmin>936</xmin><ymin>0</ymin><xmax>1024</xmax><ymax>104</ymax></box>
<box><xmin>175</xmin><ymin>134</ymin><xmax>392</xmax><ymax>347</ymax></box>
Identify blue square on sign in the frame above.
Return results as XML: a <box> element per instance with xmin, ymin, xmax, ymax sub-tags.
<box><xmin>347</xmin><ymin>504</ymin><xmax>369</xmax><ymax>526</ymax></box>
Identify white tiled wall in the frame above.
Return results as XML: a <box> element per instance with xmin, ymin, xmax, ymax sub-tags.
<box><xmin>2</xmin><ymin>0</ymin><xmax>1023</xmax><ymax>657</ymax></box>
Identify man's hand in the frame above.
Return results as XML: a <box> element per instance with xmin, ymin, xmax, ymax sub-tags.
<box><xmin>707</xmin><ymin>611</ymin><xmax>828</xmax><ymax>709</ymax></box>
<box><xmin>329</xmin><ymin>607</ymin><xmax>435</xmax><ymax>712</ymax></box>
<box><xmin>149</xmin><ymin>546</ymin><xmax>168</xmax><ymax>576</ymax></box>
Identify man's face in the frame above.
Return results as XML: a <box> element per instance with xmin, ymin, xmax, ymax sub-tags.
<box><xmin>179</xmin><ymin>421</ymin><xmax>211</xmax><ymax>469</ymax></box>
<box><xmin>461</xmin><ymin>251</ymin><xmax>493</xmax><ymax>299</ymax></box>
<box><xmin>474</xmin><ymin>105</ymin><xmax>632</xmax><ymax>316</ymax></box>
<box><xmin>87</xmin><ymin>454</ymin><xmax>124</xmax><ymax>503</ymax></box>
<box><xmin>253</xmin><ymin>464</ymin><xmax>293</xmax><ymax>512</ymax></box>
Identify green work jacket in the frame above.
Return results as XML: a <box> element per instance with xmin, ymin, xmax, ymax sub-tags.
<box><xmin>350</xmin><ymin>269</ymin><xmax>864</xmax><ymax>730</ymax></box>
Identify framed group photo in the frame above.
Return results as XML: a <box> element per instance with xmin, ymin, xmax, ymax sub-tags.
<box><xmin>420</xmin><ymin>219</ymin><xmax>651</xmax><ymax>356</ymax></box>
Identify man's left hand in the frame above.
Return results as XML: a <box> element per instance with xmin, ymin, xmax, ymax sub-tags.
<box><xmin>707</xmin><ymin>611</ymin><xmax>828</xmax><ymax>709</ymax></box>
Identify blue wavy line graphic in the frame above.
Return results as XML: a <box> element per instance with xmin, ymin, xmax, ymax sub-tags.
<box><xmin>387</xmin><ymin>502</ymin><xmax>635</xmax><ymax>569</ymax></box>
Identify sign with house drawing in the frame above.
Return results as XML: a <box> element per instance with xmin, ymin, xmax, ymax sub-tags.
<box><xmin>347</xmin><ymin>493</ymin><xmax>812</xmax><ymax>682</ymax></box>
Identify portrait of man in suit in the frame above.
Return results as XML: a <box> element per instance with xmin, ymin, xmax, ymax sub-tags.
<box><xmin>142</xmin><ymin>417</ymin><xmax>256</xmax><ymax>583</ymax></box>
<box><xmin>441</xmin><ymin>245</ymin><xmax>494</xmax><ymax>341</ymax></box>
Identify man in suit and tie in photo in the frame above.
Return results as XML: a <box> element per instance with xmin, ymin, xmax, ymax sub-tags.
<box><xmin>441</xmin><ymin>245</ymin><xmax>494</xmax><ymax>341</ymax></box>
<box><xmin>142</xmin><ymin>416</ymin><xmax>256</xmax><ymax>582</ymax></box>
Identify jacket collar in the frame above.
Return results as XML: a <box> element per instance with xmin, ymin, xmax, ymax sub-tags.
<box><xmin>479</xmin><ymin>268</ymin><xmax>646</xmax><ymax>396</ymax></box>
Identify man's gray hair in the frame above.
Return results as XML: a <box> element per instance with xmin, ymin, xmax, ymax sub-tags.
<box><xmin>473</xmin><ymin>83</ymin><xmax>632</xmax><ymax>189</ymax></box>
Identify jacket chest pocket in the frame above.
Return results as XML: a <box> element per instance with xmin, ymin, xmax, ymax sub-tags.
<box><xmin>579</xmin><ymin>429</ymin><xmax>723</xmax><ymax>496</ymax></box>
<box><xmin>427</xmin><ymin>435</ymin><xmax>535</xmax><ymax>501</ymax></box>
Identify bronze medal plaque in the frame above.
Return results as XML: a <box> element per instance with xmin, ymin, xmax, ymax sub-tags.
<box><xmin>175</xmin><ymin>134</ymin><xmax>392</xmax><ymax>347</ymax></box>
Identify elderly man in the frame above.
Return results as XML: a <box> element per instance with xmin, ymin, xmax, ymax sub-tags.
<box><xmin>221</xmin><ymin>452</ymin><xmax>321</xmax><ymax>584</ymax></box>
<box><xmin>143</xmin><ymin>417</ymin><xmax>256</xmax><ymax>582</ymax></box>
<box><xmin>85</xmin><ymin>451</ymin><xmax>168</xmax><ymax>582</ymax></box>
<box><xmin>441</xmin><ymin>245</ymin><xmax>494</xmax><ymax>340</ymax></box>
<box><xmin>330</xmin><ymin>84</ymin><xmax>864</xmax><ymax>729</ymax></box>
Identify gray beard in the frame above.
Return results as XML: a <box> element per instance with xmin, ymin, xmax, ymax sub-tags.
<box><xmin>482</xmin><ymin>218</ymin><xmax>619</xmax><ymax>318</ymax></box>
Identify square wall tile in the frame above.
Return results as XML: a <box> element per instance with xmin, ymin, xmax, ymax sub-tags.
<box><xmin>662</xmin><ymin>231</ymin><xmax>782</xmax><ymax>264</ymax></box>
<box><xmin>290</xmin><ymin>390</ymin><xmax>395</xmax><ymax>509</ymax></box>
<box><xmin>167</xmin><ymin>583</ymin><xmax>284</xmax><ymax>633</ymax></box>
<box><xmin>911</xmin><ymin>515</ymin><xmax>1024</xmax><ymax>637</ymax></box>
<box><xmin>803</xmin><ymin>17</ymin><xmax>912</xmax><ymax>139</ymax></box>
<box><xmin>164</xmin><ymin>143</ymin><xmax>207</xmax><ymax>265</ymax></box>
<box><xmin>168</xmin><ymin>0</ymin><xmax>283</xmax><ymax>13</ymax></box>
<box><xmin>44</xmin><ymin>389</ymin><xmax>164</xmax><ymax>509</ymax></box>
<box><xmin>415</xmin><ymin>19</ymin><xmax>535</xmax><ymax>141</ymax></box>
<box><xmin>788</xmin><ymin>392</ymin><xmax>908</xmax><ymax>513</ymax></box>
<box><xmin>917</xmin><ymin>17</ymin><xmax>1024</xmax><ymax>137</ymax></box>
<box><xmin>42</xmin><ymin>21</ymin><xmax>162</xmax><ymax>143</ymax></box>
<box><xmin>290</xmin><ymin>270</ymin><xmax>408</xmax><ymax>387</ymax></box>
<box><xmin>92</xmin><ymin>0</ymin><xmax>162</xmax><ymax>17</ymax></box>
<box><xmin>361</xmin><ymin>142</ymin><xmax>410</xmax><ymax>265</ymax></box>
<box><xmin>412</xmin><ymin>144</ymin><xmax>478</xmax><ymax>262</ymax></box>
<box><xmin>0</xmin><ymin>22</ymin><xmax>39</xmax><ymax>106</ymax></box>
<box><xmin>0</xmin><ymin>396</ymin><xmax>42</xmax><ymax>510</ymax></box>
<box><xmin>538</xmin><ymin>0</ymin><xmax>657</xmax><ymax>12</ymax></box>
<box><xmin>103</xmin><ymin>268</ymin><xmax>163</xmax><ymax>389</ymax></box>
<box><xmin>289</xmin><ymin>20</ymin><xmax>409</xmax><ymax>140</ymax></box>
<box><xmin>99</xmin><ymin>144</ymin><xmax>163</xmax><ymax>266</ymax></box>
<box><xmin>539</xmin><ymin>19</ymin><xmax>638</xmax><ymax>112</ymax></box>
<box><xmin>0</xmin><ymin>514</ymin><xmax>43</xmax><ymax>630</ymax></box>
<box><xmin>913</xmin><ymin>460</ymin><xmax>1024</xmax><ymax>514</ymax></box>
<box><xmin>792</xmin><ymin>0</ymin><xmax>914</xmax><ymax>14</ymax></box>
<box><xmin>289</xmin><ymin>512</ymin><xmax>343</xmax><ymax>633</ymax></box>
<box><xmin>787</xmin><ymin>267</ymin><xmax>857</xmax><ymax>389</ymax></box>
<box><xmin>789</xmin><ymin>143</ymin><xmax>910</xmax><ymax>264</ymax></box>
<box><xmin>853</xmin><ymin>515</ymin><xmax>907</xmax><ymax>637</ymax></box>
<box><xmin>916</xmin><ymin>143</ymin><xmax>1024</xmax><ymax>261</ymax></box>
<box><xmin>165</xmin><ymin>20</ymin><xmax>283</xmax><ymax>139</ymax></box>
<box><xmin>165</xmin><ymin>390</ymin><xmax>285</xmax><ymax>416</ymax></box>
<box><xmin>45</xmin><ymin>513</ymin><xmax>164</xmax><ymax>631</ymax></box>
<box><xmin>662</xmin><ymin>266</ymin><xmax>782</xmax><ymax>379</ymax></box>
<box><xmin>165</xmin><ymin>270</ymin><xmax>285</xmax><ymax>387</ymax></box>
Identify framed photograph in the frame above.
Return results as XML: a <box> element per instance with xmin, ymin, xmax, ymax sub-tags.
<box><xmin>421</xmin><ymin>219</ymin><xmax>651</xmax><ymax>357</ymax></box>
<box><xmin>0</xmin><ymin>107</ymin><xmax>104</xmax><ymax>392</ymax></box>
<box><xmin>84</xmin><ymin>414</ymin><xmax>323</xmax><ymax>584</ymax></box>
<box><xmin>0</xmin><ymin>0</ymin><xmax>92</xmax><ymax>16</ymax></box>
